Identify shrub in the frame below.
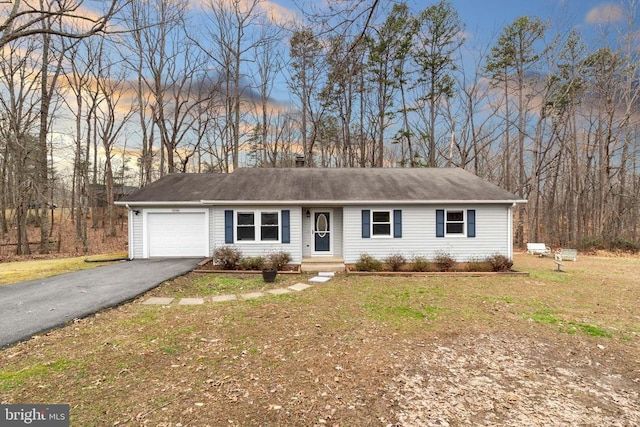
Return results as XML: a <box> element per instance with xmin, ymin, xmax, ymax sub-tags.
<box><xmin>609</xmin><ymin>238</ymin><xmax>640</xmax><ymax>254</ymax></box>
<box><xmin>239</xmin><ymin>256</ymin><xmax>266</xmax><ymax>271</ymax></box>
<box><xmin>466</xmin><ymin>257</ymin><xmax>493</xmax><ymax>272</ymax></box>
<box><xmin>354</xmin><ymin>253</ymin><xmax>383</xmax><ymax>272</ymax></box>
<box><xmin>411</xmin><ymin>256</ymin><xmax>431</xmax><ymax>272</ymax></box>
<box><xmin>385</xmin><ymin>253</ymin><xmax>406</xmax><ymax>271</ymax></box>
<box><xmin>433</xmin><ymin>251</ymin><xmax>456</xmax><ymax>272</ymax></box>
<box><xmin>487</xmin><ymin>253</ymin><xmax>513</xmax><ymax>272</ymax></box>
<box><xmin>213</xmin><ymin>246</ymin><xmax>242</xmax><ymax>270</ymax></box>
<box><xmin>266</xmin><ymin>251</ymin><xmax>292</xmax><ymax>271</ymax></box>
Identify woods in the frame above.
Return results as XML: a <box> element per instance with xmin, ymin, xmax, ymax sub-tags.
<box><xmin>0</xmin><ymin>0</ymin><xmax>639</xmax><ymax>256</ymax></box>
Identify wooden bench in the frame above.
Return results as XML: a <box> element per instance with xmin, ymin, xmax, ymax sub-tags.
<box><xmin>555</xmin><ymin>249</ymin><xmax>577</xmax><ymax>262</ymax></box>
<box><xmin>527</xmin><ymin>243</ymin><xmax>551</xmax><ymax>256</ymax></box>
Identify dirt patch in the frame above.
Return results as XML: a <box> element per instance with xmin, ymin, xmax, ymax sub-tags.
<box><xmin>386</xmin><ymin>333</ymin><xmax>640</xmax><ymax>426</ymax></box>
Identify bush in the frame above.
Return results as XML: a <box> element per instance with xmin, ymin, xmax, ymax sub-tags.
<box><xmin>266</xmin><ymin>251</ymin><xmax>292</xmax><ymax>271</ymax></box>
<box><xmin>239</xmin><ymin>256</ymin><xmax>266</xmax><ymax>271</ymax></box>
<box><xmin>213</xmin><ymin>246</ymin><xmax>242</xmax><ymax>270</ymax></box>
<box><xmin>354</xmin><ymin>253</ymin><xmax>383</xmax><ymax>272</ymax></box>
<box><xmin>466</xmin><ymin>257</ymin><xmax>493</xmax><ymax>272</ymax></box>
<box><xmin>609</xmin><ymin>238</ymin><xmax>640</xmax><ymax>254</ymax></box>
<box><xmin>411</xmin><ymin>256</ymin><xmax>431</xmax><ymax>272</ymax></box>
<box><xmin>434</xmin><ymin>251</ymin><xmax>456</xmax><ymax>272</ymax></box>
<box><xmin>385</xmin><ymin>253</ymin><xmax>406</xmax><ymax>271</ymax></box>
<box><xmin>487</xmin><ymin>253</ymin><xmax>513</xmax><ymax>272</ymax></box>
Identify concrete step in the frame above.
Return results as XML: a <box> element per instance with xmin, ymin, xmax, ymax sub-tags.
<box><xmin>301</xmin><ymin>262</ymin><xmax>345</xmax><ymax>273</ymax></box>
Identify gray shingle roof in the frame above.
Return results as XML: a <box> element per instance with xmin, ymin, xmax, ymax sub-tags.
<box><xmin>119</xmin><ymin>168</ymin><xmax>524</xmax><ymax>204</ymax></box>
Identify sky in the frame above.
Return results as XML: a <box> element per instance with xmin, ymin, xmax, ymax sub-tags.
<box><xmin>272</xmin><ymin>0</ymin><xmax>634</xmax><ymax>46</ymax></box>
<box><xmin>46</xmin><ymin>0</ymin><xmax>638</xmax><ymax>177</ymax></box>
<box><xmin>238</xmin><ymin>0</ymin><xmax>637</xmax><ymax>106</ymax></box>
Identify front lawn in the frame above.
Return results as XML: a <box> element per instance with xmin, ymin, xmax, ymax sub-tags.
<box><xmin>1</xmin><ymin>253</ymin><xmax>639</xmax><ymax>426</ymax></box>
<box><xmin>0</xmin><ymin>252</ymin><xmax>128</xmax><ymax>285</ymax></box>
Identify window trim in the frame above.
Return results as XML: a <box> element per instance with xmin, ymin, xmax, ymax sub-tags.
<box><xmin>260</xmin><ymin>211</ymin><xmax>280</xmax><ymax>241</ymax></box>
<box><xmin>445</xmin><ymin>209</ymin><xmax>466</xmax><ymax>237</ymax></box>
<box><xmin>234</xmin><ymin>210</ymin><xmax>281</xmax><ymax>243</ymax></box>
<box><xmin>370</xmin><ymin>209</ymin><xmax>393</xmax><ymax>238</ymax></box>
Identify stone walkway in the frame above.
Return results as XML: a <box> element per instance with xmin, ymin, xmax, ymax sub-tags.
<box><xmin>141</xmin><ymin>272</ymin><xmax>334</xmax><ymax>306</ymax></box>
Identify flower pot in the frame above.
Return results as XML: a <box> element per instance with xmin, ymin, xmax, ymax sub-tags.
<box><xmin>262</xmin><ymin>268</ymin><xmax>277</xmax><ymax>283</ymax></box>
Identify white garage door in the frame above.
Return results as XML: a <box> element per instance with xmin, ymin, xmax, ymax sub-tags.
<box><xmin>147</xmin><ymin>212</ymin><xmax>208</xmax><ymax>257</ymax></box>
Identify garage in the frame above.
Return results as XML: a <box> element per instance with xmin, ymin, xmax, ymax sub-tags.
<box><xmin>146</xmin><ymin>211</ymin><xmax>209</xmax><ymax>257</ymax></box>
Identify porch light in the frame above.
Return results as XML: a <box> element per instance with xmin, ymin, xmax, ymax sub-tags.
<box><xmin>306</xmin><ymin>209</ymin><xmax>310</xmax><ymax>218</ymax></box>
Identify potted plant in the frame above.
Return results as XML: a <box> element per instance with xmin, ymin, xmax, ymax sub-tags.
<box><xmin>261</xmin><ymin>251</ymin><xmax>292</xmax><ymax>283</ymax></box>
<box><xmin>261</xmin><ymin>266</ymin><xmax>277</xmax><ymax>283</ymax></box>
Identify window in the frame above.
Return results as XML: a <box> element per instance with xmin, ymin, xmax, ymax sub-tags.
<box><xmin>237</xmin><ymin>212</ymin><xmax>255</xmax><ymax>241</ymax></box>
<box><xmin>446</xmin><ymin>210</ymin><xmax>464</xmax><ymax>235</ymax></box>
<box><xmin>371</xmin><ymin>210</ymin><xmax>391</xmax><ymax>236</ymax></box>
<box><xmin>235</xmin><ymin>211</ymin><xmax>279</xmax><ymax>242</ymax></box>
<box><xmin>260</xmin><ymin>212</ymin><xmax>279</xmax><ymax>241</ymax></box>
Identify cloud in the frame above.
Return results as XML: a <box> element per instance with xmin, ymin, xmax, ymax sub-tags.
<box><xmin>190</xmin><ymin>0</ymin><xmax>300</xmax><ymax>25</ymax></box>
<box><xmin>585</xmin><ymin>3</ymin><xmax>623</xmax><ymax>24</ymax></box>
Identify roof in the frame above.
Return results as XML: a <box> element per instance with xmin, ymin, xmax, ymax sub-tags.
<box><xmin>117</xmin><ymin>168</ymin><xmax>526</xmax><ymax>205</ymax></box>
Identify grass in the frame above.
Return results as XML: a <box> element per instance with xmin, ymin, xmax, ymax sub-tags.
<box><xmin>0</xmin><ymin>359</ymin><xmax>81</xmax><ymax>391</ymax></box>
<box><xmin>150</xmin><ymin>272</ymin><xmax>311</xmax><ymax>298</ymax></box>
<box><xmin>0</xmin><ymin>252</ymin><xmax>127</xmax><ymax>285</ymax></box>
<box><xmin>0</xmin><ymin>253</ymin><xmax>638</xmax><ymax>425</ymax></box>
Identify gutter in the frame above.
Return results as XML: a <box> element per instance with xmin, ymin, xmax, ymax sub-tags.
<box><xmin>117</xmin><ymin>199</ymin><xmax>528</xmax><ymax>207</ymax></box>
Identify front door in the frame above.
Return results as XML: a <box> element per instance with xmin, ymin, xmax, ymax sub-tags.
<box><xmin>313</xmin><ymin>211</ymin><xmax>331</xmax><ymax>254</ymax></box>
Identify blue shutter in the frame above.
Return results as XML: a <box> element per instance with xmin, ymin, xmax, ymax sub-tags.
<box><xmin>393</xmin><ymin>209</ymin><xmax>402</xmax><ymax>238</ymax></box>
<box><xmin>281</xmin><ymin>210</ymin><xmax>290</xmax><ymax>243</ymax></box>
<box><xmin>436</xmin><ymin>209</ymin><xmax>445</xmax><ymax>238</ymax></box>
<box><xmin>467</xmin><ymin>209</ymin><xmax>476</xmax><ymax>238</ymax></box>
<box><xmin>224</xmin><ymin>210</ymin><xmax>234</xmax><ymax>243</ymax></box>
<box><xmin>361</xmin><ymin>210</ymin><xmax>370</xmax><ymax>238</ymax></box>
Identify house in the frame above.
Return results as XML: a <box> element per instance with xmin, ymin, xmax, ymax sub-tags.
<box><xmin>88</xmin><ymin>183</ymin><xmax>139</xmax><ymax>207</ymax></box>
<box><xmin>115</xmin><ymin>168</ymin><xmax>526</xmax><ymax>266</ymax></box>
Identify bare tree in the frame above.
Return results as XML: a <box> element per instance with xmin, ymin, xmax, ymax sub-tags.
<box><xmin>200</xmin><ymin>0</ymin><xmax>265</xmax><ymax>171</ymax></box>
<box><xmin>92</xmin><ymin>38</ymin><xmax>135</xmax><ymax>237</ymax></box>
<box><xmin>0</xmin><ymin>36</ymin><xmax>41</xmax><ymax>254</ymax></box>
<box><xmin>0</xmin><ymin>0</ymin><xmax>121</xmax><ymax>47</ymax></box>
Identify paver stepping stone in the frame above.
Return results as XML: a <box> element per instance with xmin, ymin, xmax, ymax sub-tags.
<box><xmin>318</xmin><ymin>272</ymin><xmax>335</xmax><ymax>277</ymax></box>
<box><xmin>268</xmin><ymin>288</ymin><xmax>291</xmax><ymax>295</ymax></box>
<box><xmin>309</xmin><ymin>276</ymin><xmax>331</xmax><ymax>283</ymax></box>
<box><xmin>142</xmin><ymin>297</ymin><xmax>174</xmax><ymax>305</ymax></box>
<box><xmin>289</xmin><ymin>283</ymin><xmax>312</xmax><ymax>291</ymax></box>
<box><xmin>241</xmin><ymin>292</ymin><xmax>265</xmax><ymax>299</ymax></box>
<box><xmin>211</xmin><ymin>295</ymin><xmax>237</xmax><ymax>302</ymax></box>
<box><xmin>179</xmin><ymin>298</ymin><xmax>204</xmax><ymax>305</ymax></box>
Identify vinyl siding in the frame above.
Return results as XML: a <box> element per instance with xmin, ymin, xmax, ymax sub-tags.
<box><xmin>209</xmin><ymin>207</ymin><xmax>215</xmax><ymax>256</ymax></box>
<box><xmin>213</xmin><ymin>206</ymin><xmax>303</xmax><ymax>263</ymax></box>
<box><xmin>131</xmin><ymin>209</ymin><xmax>144</xmax><ymax>259</ymax></box>
<box><xmin>343</xmin><ymin>204</ymin><xmax>512</xmax><ymax>264</ymax></box>
<box><xmin>334</xmin><ymin>208</ymin><xmax>343</xmax><ymax>258</ymax></box>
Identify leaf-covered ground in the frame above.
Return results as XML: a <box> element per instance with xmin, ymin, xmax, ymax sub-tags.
<box><xmin>1</xmin><ymin>254</ymin><xmax>639</xmax><ymax>426</ymax></box>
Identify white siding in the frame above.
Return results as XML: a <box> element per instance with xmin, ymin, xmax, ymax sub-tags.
<box><xmin>302</xmin><ymin>208</ymin><xmax>311</xmax><ymax>258</ymax></box>
<box><xmin>213</xmin><ymin>206</ymin><xmax>303</xmax><ymax>264</ymax></box>
<box><xmin>131</xmin><ymin>209</ymin><xmax>144</xmax><ymax>259</ymax></box>
<box><xmin>343</xmin><ymin>204</ymin><xmax>512</xmax><ymax>264</ymax></box>
<box><xmin>333</xmin><ymin>208</ymin><xmax>343</xmax><ymax>258</ymax></box>
<box><xmin>209</xmin><ymin>207</ymin><xmax>215</xmax><ymax>257</ymax></box>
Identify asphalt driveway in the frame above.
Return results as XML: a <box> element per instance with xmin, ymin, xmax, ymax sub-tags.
<box><xmin>0</xmin><ymin>258</ymin><xmax>202</xmax><ymax>349</ymax></box>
